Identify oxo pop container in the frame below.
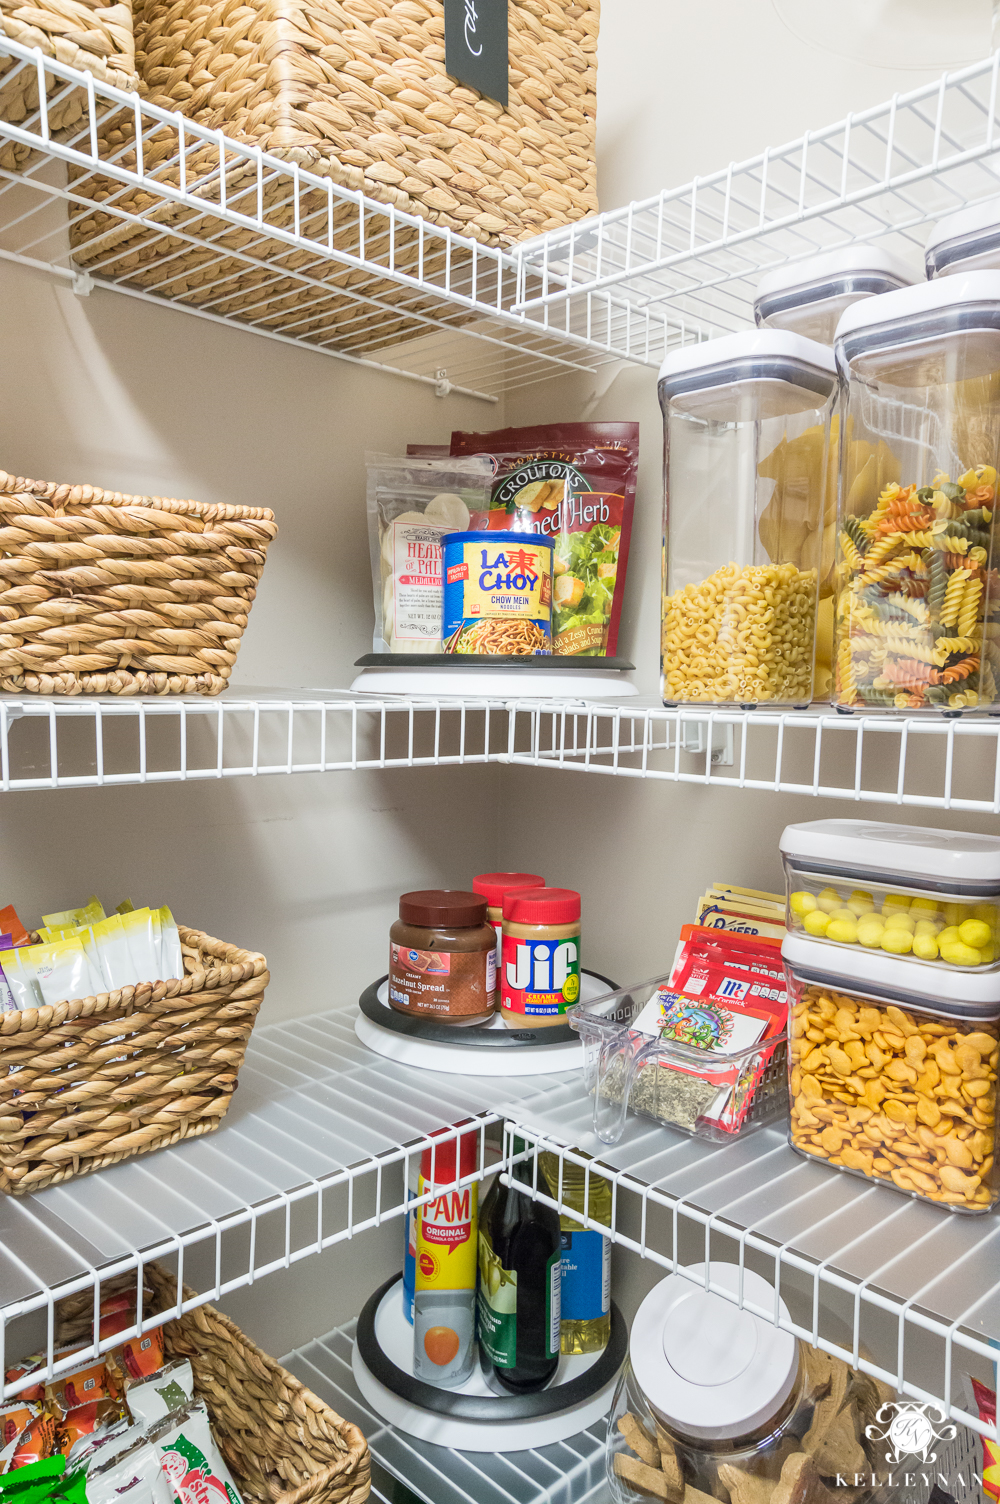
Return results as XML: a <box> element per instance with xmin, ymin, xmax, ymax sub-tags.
<box><xmin>754</xmin><ymin>248</ymin><xmax>917</xmax><ymax>345</ymax></box>
<box><xmin>832</xmin><ymin>272</ymin><xmax>1000</xmax><ymax>713</ymax></box>
<box><xmin>783</xmin><ymin>931</ymin><xmax>999</xmax><ymax>1213</ymax></box>
<box><xmin>608</xmin><ymin>1263</ymin><xmax>881</xmax><ymax>1504</ymax></box>
<box><xmin>659</xmin><ymin>330</ymin><xmax>836</xmax><ymax>707</ymax></box>
<box><xmin>926</xmin><ymin>198</ymin><xmax>1000</xmax><ymax>278</ymax></box>
<box><xmin>780</xmin><ymin>818</ymin><xmax>1000</xmax><ymax>972</ymax></box>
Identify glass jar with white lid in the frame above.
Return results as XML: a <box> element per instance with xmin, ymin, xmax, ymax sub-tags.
<box><xmin>659</xmin><ymin>330</ymin><xmax>836</xmax><ymax>708</ymax></box>
<box><xmin>833</xmin><ymin>272</ymin><xmax>1000</xmax><ymax>713</ymax></box>
<box><xmin>754</xmin><ymin>247</ymin><xmax>917</xmax><ymax>345</ymax></box>
<box><xmin>608</xmin><ymin>1262</ymin><xmax>883</xmax><ymax>1504</ymax></box>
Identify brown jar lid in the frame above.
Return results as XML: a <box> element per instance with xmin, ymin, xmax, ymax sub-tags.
<box><xmin>399</xmin><ymin>889</ymin><xmax>488</xmax><ymax>927</ymax></box>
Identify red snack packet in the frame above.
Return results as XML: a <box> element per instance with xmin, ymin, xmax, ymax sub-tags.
<box><xmin>10</xmin><ymin>1412</ymin><xmax>58</xmax><ymax>1469</ymax></box>
<box><xmin>4</xmin><ymin>1357</ymin><xmax>45</xmax><ymax>1407</ymax></box>
<box><xmin>677</xmin><ymin>923</ymin><xmax>784</xmax><ymax>954</ymax></box>
<box><xmin>0</xmin><ymin>1400</ymin><xmax>38</xmax><ymax>1453</ymax></box>
<box><xmin>109</xmin><ymin>1327</ymin><xmax>164</xmax><ymax>1386</ymax></box>
<box><xmin>450</xmin><ymin>422</ymin><xmax>639</xmax><ymax>657</ymax></box>
<box><xmin>973</xmin><ymin>1378</ymin><xmax>1000</xmax><ymax>1502</ymax></box>
<box><xmin>46</xmin><ymin>1354</ymin><xmax>118</xmax><ymax>1414</ymax></box>
<box><xmin>0</xmin><ymin>907</ymin><xmax>29</xmax><ymax>947</ymax></box>
<box><xmin>52</xmin><ymin>1399</ymin><xmax>124</xmax><ymax>1460</ymax></box>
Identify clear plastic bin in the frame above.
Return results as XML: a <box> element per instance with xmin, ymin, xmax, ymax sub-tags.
<box><xmin>926</xmin><ymin>197</ymin><xmax>1000</xmax><ymax>278</ymax></box>
<box><xmin>569</xmin><ymin>975</ymin><xmax>787</xmax><ymax>1146</ymax></box>
<box><xmin>783</xmin><ymin>932</ymin><xmax>1000</xmax><ymax>1212</ymax></box>
<box><xmin>608</xmin><ymin>1262</ymin><xmax>883</xmax><ymax>1504</ymax></box>
<box><xmin>833</xmin><ymin>272</ymin><xmax>1000</xmax><ymax>713</ymax></box>
<box><xmin>659</xmin><ymin>330</ymin><xmax>836</xmax><ymax>707</ymax></box>
<box><xmin>780</xmin><ymin>818</ymin><xmax>1000</xmax><ymax>972</ymax></box>
<box><xmin>754</xmin><ymin>248</ymin><xmax>916</xmax><ymax>344</ymax></box>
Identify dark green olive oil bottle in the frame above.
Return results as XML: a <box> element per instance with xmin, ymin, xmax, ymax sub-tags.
<box><xmin>477</xmin><ymin>1136</ymin><xmax>561</xmax><ymax>1394</ymax></box>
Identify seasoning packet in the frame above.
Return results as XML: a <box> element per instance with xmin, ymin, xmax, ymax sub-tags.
<box><xmin>366</xmin><ymin>454</ymin><xmax>492</xmax><ymax>654</ymax></box>
<box><xmin>149</xmin><ymin>1403</ymin><xmax>244</xmax><ymax>1504</ymax></box>
<box><xmin>449</xmin><ymin>421</ymin><xmax>640</xmax><ymax>657</ymax></box>
<box><xmin>124</xmin><ymin>1364</ymin><xmax>193</xmax><ymax>1432</ymax></box>
<box><xmin>971</xmin><ymin>1377</ymin><xmax>1000</xmax><ymax>1501</ymax></box>
<box><xmin>694</xmin><ymin>897</ymin><xmax>787</xmax><ymax>941</ymax></box>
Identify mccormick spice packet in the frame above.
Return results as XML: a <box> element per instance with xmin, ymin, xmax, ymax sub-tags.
<box><xmin>449</xmin><ymin>422</ymin><xmax>639</xmax><ymax>657</ymax></box>
<box><xmin>149</xmin><ymin>1403</ymin><xmax>244</xmax><ymax>1504</ymax></box>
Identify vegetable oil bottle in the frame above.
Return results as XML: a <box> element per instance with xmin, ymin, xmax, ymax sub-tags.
<box><xmin>539</xmin><ymin>1151</ymin><xmax>611</xmax><ymax>1354</ymax></box>
<box><xmin>477</xmin><ymin>1136</ymin><xmax>561</xmax><ymax>1393</ymax></box>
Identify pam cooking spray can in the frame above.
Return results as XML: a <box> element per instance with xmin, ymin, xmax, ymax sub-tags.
<box><xmin>413</xmin><ymin>1125</ymin><xmax>479</xmax><ymax>1387</ymax></box>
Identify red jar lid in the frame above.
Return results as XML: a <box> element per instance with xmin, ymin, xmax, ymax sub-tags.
<box><xmin>473</xmin><ymin>872</ymin><xmax>545</xmax><ymax>907</ymax></box>
<box><xmin>399</xmin><ymin>889</ymin><xmax>487</xmax><ymax>927</ymax></box>
<box><xmin>503</xmin><ymin>887</ymin><xmax>581</xmax><ymax>925</ymax></box>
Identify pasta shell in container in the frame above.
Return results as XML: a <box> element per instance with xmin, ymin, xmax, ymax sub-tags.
<box><xmin>365</xmin><ymin>455</ymin><xmax>492</xmax><ymax>654</ymax></box>
<box><xmin>659</xmin><ymin>330</ymin><xmax>836</xmax><ymax>706</ymax></box>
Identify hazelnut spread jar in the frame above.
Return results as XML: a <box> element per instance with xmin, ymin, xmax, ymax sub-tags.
<box><xmin>501</xmin><ymin>887</ymin><xmax>581</xmax><ymax>1028</ymax></box>
<box><xmin>389</xmin><ymin>890</ymin><xmax>497</xmax><ymax>1025</ymax></box>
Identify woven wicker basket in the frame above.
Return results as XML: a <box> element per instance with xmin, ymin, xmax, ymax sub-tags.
<box><xmin>0</xmin><ymin>0</ymin><xmax>137</xmax><ymax>172</ymax></box>
<box><xmin>0</xmin><ymin>469</ymin><xmax>276</xmax><ymax>695</ymax></box>
<box><xmin>0</xmin><ymin>925</ymin><xmax>268</xmax><ymax>1195</ymax></box>
<box><xmin>133</xmin><ymin>0</ymin><xmax>598</xmax><ymax>246</ymax></box>
<box><xmin>54</xmin><ymin>1265</ymin><xmax>371</xmax><ymax>1504</ymax></box>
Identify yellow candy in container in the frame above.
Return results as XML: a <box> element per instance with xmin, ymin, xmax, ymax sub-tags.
<box><xmin>781</xmin><ymin>819</ymin><xmax>1000</xmax><ymax>972</ymax></box>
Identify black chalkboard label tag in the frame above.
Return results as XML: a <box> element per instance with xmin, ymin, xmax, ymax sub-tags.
<box><xmin>444</xmin><ymin>0</ymin><xmax>509</xmax><ymax>107</ymax></box>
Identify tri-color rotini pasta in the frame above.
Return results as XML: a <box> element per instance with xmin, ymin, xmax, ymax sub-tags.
<box><xmin>835</xmin><ymin>467</ymin><xmax>999</xmax><ymax>710</ymax></box>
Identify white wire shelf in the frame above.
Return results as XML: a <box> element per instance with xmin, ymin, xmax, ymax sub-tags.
<box><xmin>0</xmin><ymin>686</ymin><xmax>508</xmax><ymax>790</ymax></box>
<box><xmin>7</xmin><ymin>689</ymin><xmax>1000</xmax><ymax>813</ymax></box>
<box><xmin>513</xmin><ymin>51</ymin><xmax>1000</xmax><ymax>334</ymax></box>
<box><xmin>282</xmin><ymin>1318</ymin><xmax>610</xmax><ymax>1504</ymax></box>
<box><xmin>503</xmin><ymin>1086</ymin><xmax>1000</xmax><ymax>1445</ymax></box>
<box><xmin>505</xmin><ymin>699</ymin><xmax>1000</xmax><ymax>813</ymax></box>
<box><xmin>0</xmin><ymin>1000</ymin><xmax>575</xmax><ymax>1400</ymax></box>
<box><xmin>0</xmin><ymin>39</ymin><xmax>696</xmax><ymax>402</ymax></box>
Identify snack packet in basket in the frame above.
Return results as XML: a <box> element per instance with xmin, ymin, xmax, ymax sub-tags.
<box><xmin>0</xmin><ymin>1405</ymin><xmax>40</xmax><ymax>1470</ymax></box>
<box><xmin>366</xmin><ymin>455</ymin><xmax>492</xmax><ymax>654</ymax></box>
<box><xmin>42</xmin><ymin>900</ymin><xmax>104</xmax><ymax>931</ymax></box>
<box><xmin>65</xmin><ymin>1417</ymin><xmax>144</xmax><ymax>1478</ymax></box>
<box><xmin>2</xmin><ymin>948</ymin><xmax>43</xmax><ymax>1011</ymax></box>
<box><xmin>106</xmin><ymin>1329</ymin><xmax>165</xmax><ymax>1390</ymax></box>
<box><xmin>84</xmin><ymin>1440</ymin><xmax>172</xmax><ymax>1504</ymax></box>
<box><xmin>148</xmin><ymin>1404</ymin><xmax>244</xmax><ymax>1504</ymax></box>
<box><xmin>0</xmin><ymin>1457</ymin><xmax>65</xmax><ymax>1498</ymax></box>
<box><xmin>125</xmin><ymin>1365</ymin><xmax>194</xmax><ymax>1431</ymax></box>
<box><xmin>449</xmin><ymin>421</ymin><xmax>639</xmax><ymax>657</ymax></box>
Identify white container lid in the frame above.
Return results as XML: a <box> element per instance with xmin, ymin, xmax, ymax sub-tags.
<box><xmin>835</xmin><ymin>269</ymin><xmax>1000</xmax><ymax>343</ymax></box>
<box><xmin>756</xmin><ymin>247</ymin><xmax>917</xmax><ymax>303</ymax></box>
<box><xmin>926</xmin><ymin>198</ymin><xmax>1000</xmax><ymax>278</ymax></box>
<box><xmin>629</xmin><ymin>1263</ymin><xmax>798</xmax><ymax>1444</ymax></box>
<box><xmin>658</xmin><ymin>328</ymin><xmax>835</xmax><ymax>384</ymax></box>
<box><xmin>782</xmin><ymin>931</ymin><xmax>1000</xmax><ymax>1015</ymax></box>
<box><xmin>779</xmin><ymin>818</ymin><xmax>1000</xmax><ymax>891</ymax></box>
<box><xmin>658</xmin><ymin>330</ymin><xmax>835</xmax><ymax>421</ymax></box>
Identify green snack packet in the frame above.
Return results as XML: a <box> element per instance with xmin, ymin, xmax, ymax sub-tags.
<box><xmin>0</xmin><ymin>1457</ymin><xmax>66</xmax><ymax>1501</ymax></box>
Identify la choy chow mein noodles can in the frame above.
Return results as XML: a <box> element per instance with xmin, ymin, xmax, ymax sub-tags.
<box><xmin>442</xmin><ymin>530</ymin><xmax>554</xmax><ymax>655</ymax></box>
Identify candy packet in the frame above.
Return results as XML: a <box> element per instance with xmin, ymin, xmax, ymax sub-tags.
<box><xmin>42</xmin><ymin>900</ymin><xmax>104</xmax><ymax>931</ymax></box>
<box><xmin>449</xmin><ymin>421</ymin><xmax>640</xmax><ymax>657</ymax></box>
<box><xmin>366</xmin><ymin>454</ymin><xmax>492</xmax><ymax>654</ymax></box>
<box><xmin>86</xmin><ymin>1440</ymin><xmax>172</xmax><ymax>1504</ymax></box>
<box><xmin>149</xmin><ymin>1403</ymin><xmax>244</xmax><ymax>1504</ymax></box>
<box><xmin>125</xmin><ymin>1365</ymin><xmax>193</xmax><ymax>1431</ymax></box>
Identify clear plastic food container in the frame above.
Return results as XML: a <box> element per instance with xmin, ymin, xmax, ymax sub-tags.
<box><xmin>833</xmin><ymin>272</ymin><xmax>1000</xmax><ymax>713</ymax></box>
<box><xmin>609</xmin><ymin>1262</ymin><xmax>884</xmax><ymax>1504</ymax></box>
<box><xmin>781</xmin><ymin>818</ymin><xmax>1000</xmax><ymax>971</ymax></box>
<box><xmin>659</xmin><ymin>330</ymin><xmax>836</xmax><ymax>708</ymax></box>
<box><xmin>926</xmin><ymin>197</ymin><xmax>1000</xmax><ymax>278</ymax></box>
<box><xmin>754</xmin><ymin>248</ymin><xmax>916</xmax><ymax>344</ymax></box>
<box><xmin>569</xmin><ymin>975</ymin><xmax>787</xmax><ymax>1146</ymax></box>
<box><xmin>783</xmin><ymin>931</ymin><xmax>999</xmax><ymax>1212</ymax></box>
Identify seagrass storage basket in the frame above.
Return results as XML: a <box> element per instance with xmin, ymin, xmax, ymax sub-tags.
<box><xmin>54</xmin><ymin>1265</ymin><xmax>371</xmax><ymax>1504</ymax></box>
<box><xmin>0</xmin><ymin>925</ymin><xmax>269</xmax><ymax>1195</ymax></box>
<box><xmin>0</xmin><ymin>0</ymin><xmax>136</xmax><ymax>172</ymax></box>
<box><xmin>0</xmin><ymin>469</ymin><xmax>276</xmax><ymax>695</ymax></box>
<box><xmin>133</xmin><ymin>0</ymin><xmax>598</xmax><ymax>245</ymax></box>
